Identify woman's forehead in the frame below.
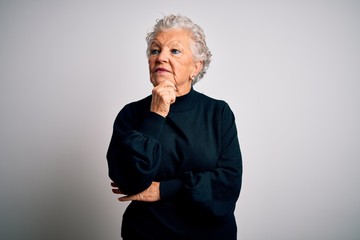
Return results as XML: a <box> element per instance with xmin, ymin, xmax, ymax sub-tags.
<box><xmin>152</xmin><ymin>30</ymin><xmax>192</xmax><ymax>46</ymax></box>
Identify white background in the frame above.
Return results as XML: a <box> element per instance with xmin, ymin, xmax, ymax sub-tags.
<box><xmin>1</xmin><ymin>0</ymin><xmax>359</xmax><ymax>239</ymax></box>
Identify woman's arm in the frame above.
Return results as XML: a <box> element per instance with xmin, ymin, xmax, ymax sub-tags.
<box><xmin>107</xmin><ymin>80</ymin><xmax>176</xmax><ymax>196</ymax></box>
<box><xmin>107</xmin><ymin>108</ymin><xmax>165</xmax><ymax>196</ymax></box>
<box><xmin>161</xmin><ymin>103</ymin><xmax>243</xmax><ymax>220</ymax></box>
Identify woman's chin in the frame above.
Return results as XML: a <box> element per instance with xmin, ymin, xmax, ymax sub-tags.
<box><xmin>151</xmin><ymin>77</ymin><xmax>172</xmax><ymax>86</ymax></box>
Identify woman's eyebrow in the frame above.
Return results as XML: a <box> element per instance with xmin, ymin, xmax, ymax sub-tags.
<box><xmin>150</xmin><ymin>40</ymin><xmax>185</xmax><ymax>49</ymax></box>
<box><xmin>150</xmin><ymin>41</ymin><xmax>160</xmax><ymax>46</ymax></box>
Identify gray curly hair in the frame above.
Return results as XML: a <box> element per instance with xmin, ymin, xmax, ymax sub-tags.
<box><xmin>146</xmin><ymin>14</ymin><xmax>212</xmax><ymax>85</ymax></box>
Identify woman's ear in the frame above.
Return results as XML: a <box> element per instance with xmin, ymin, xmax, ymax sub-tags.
<box><xmin>192</xmin><ymin>60</ymin><xmax>203</xmax><ymax>77</ymax></box>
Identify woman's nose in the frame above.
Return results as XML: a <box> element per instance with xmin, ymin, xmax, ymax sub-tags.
<box><xmin>157</xmin><ymin>50</ymin><xmax>169</xmax><ymax>62</ymax></box>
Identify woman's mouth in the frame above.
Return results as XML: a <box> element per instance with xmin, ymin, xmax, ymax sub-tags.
<box><xmin>155</xmin><ymin>68</ymin><xmax>171</xmax><ymax>74</ymax></box>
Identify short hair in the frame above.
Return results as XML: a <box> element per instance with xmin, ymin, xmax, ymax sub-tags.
<box><xmin>146</xmin><ymin>14</ymin><xmax>212</xmax><ymax>85</ymax></box>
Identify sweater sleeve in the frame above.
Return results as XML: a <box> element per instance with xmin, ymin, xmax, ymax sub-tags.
<box><xmin>107</xmin><ymin>105</ymin><xmax>166</xmax><ymax>196</ymax></box>
<box><xmin>169</xmin><ymin>103</ymin><xmax>242</xmax><ymax>221</ymax></box>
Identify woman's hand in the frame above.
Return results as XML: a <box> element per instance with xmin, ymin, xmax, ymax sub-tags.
<box><xmin>150</xmin><ymin>80</ymin><xmax>177</xmax><ymax>117</ymax></box>
<box><xmin>111</xmin><ymin>182</ymin><xmax>160</xmax><ymax>202</ymax></box>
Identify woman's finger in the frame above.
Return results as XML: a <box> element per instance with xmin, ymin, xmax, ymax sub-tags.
<box><xmin>112</xmin><ymin>188</ymin><xmax>123</xmax><ymax>194</ymax></box>
<box><xmin>118</xmin><ymin>194</ymin><xmax>138</xmax><ymax>202</ymax></box>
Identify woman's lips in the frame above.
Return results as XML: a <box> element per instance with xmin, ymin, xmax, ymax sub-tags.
<box><xmin>155</xmin><ymin>68</ymin><xmax>171</xmax><ymax>74</ymax></box>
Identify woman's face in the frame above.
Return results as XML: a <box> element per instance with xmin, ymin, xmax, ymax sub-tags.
<box><xmin>148</xmin><ymin>29</ymin><xmax>202</xmax><ymax>96</ymax></box>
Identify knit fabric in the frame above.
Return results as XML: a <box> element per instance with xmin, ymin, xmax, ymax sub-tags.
<box><xmin>107</xmin><ymin>88</ymin><xmax>242</xmax><ymax>240</ymax></box>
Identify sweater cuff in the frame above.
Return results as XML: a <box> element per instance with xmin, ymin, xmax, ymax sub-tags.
<box><xmin>139</xmin><ymin>112</ymin><xmax>166</xmax><ymax>140</ymax></box>
<box><xmin>160</xmin><ymin>179</ymin><xmax>183</xmax><ymax>200</ymax></box>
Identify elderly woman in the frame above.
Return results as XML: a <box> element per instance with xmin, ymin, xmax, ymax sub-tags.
<box><xmin>107</xmin><ymin>14</ymin><xmax>242</xmax><ymax>240</ymax></box>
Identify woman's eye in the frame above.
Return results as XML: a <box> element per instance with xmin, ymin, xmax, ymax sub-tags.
<box><xmin>171</xmin><ymin>49</ymin><xmax>181</xmax><ymax>54</ymax></box>
<box><xmin>150</xmin><ymin>49</ymin><xmax>160</xmax><ymax>55</ymax></box>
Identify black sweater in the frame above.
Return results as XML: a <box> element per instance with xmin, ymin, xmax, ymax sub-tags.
<box><xmin>107</xmin><ymin>88</ymin><xmax>242</xmax><ymax>240</ymax></box>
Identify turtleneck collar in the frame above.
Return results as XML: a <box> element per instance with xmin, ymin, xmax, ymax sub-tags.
<box><xmin>170</xmin><ymin>87</ymin><xmax>197</xmax><ymax>113</ymax></box>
